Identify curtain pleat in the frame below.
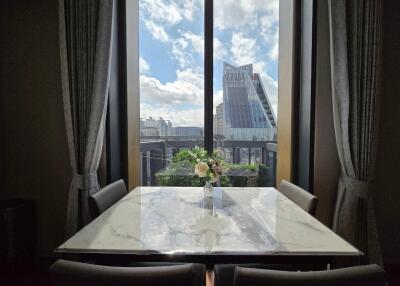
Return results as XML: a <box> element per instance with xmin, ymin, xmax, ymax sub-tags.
<box><xmin>58</xmin><ymin>0</ymin><xmax>114</xmax><ymax>237</ymax></box>
<box><xmin>328</xmin><ymin>0</ymin><xmax>383</xmax><ymax>265</ymax></box>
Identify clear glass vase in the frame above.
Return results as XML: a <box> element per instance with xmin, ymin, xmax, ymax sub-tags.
<box><xmin>203</xmin><ymin>181</ymin><xmax>214</xmax><ymax>213</ymax></box>
<box><xmin>203</xmin><ymin>181</ymin><xmax>214</xmax><ymax>194</ymax></box>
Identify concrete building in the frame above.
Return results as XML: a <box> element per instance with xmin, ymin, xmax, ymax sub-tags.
<box><xmin>214</xmin><ymin>103</ymin><xmax>224</xmax><ymax>138</ymax></box>
<box><xmin>140</xmin><ymin>117</ymin><xmax>173</xmax><ymax>137</ymax></box>
<box><xmin>172</xmin><ymin>126</ymin><xmax>203</xmax><ymax>137</ymax></box>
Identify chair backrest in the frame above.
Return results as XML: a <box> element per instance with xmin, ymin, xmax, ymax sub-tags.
<box><xmin>50</xmin><ymin>259</ymin><xmax>206</xmax><ymax>286</ymax></box>
<box><xmin>89</xmin><ymin>179</ymin><xmax>128</xmax><ymax>217</ymax></box>
<box><xmin>278</xmin><ymin>180</ymin><xmax>318</xmax><ymax>215</ymax></box>
<box><xmin>233</xmin><ymin>264</ymin><xmax>387</xmax><ymax>286</ymax></box>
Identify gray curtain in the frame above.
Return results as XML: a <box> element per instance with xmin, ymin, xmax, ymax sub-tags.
<box><xmin>328</xmin><ymin>0</ymin><xmax>383</xmax><ymax>264</ymax></box>
<box><xmin>58</xmin><ymin>0</ymin><xmax>114</xmax><ymax>237</ymax></box>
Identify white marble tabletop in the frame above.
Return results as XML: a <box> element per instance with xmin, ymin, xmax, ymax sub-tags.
<box><xmin>56</xmin><ymin>187</ymin><xmax>360</xmax><ymax>257</ymax></box>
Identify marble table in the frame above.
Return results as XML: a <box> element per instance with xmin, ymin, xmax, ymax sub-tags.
<box><xmin>56</xmin><ymin>187</ymin><xmax>360</xmax><ymax>264</ymax></box>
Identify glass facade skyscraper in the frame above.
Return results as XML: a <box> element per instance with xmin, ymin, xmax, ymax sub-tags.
<box><xmin>220</xmin><ymin>62</ymin><xmax>277</xmax><ymax>141</ymax></box>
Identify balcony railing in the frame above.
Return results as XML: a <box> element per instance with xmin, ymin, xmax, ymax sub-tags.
<box><xmin>140</xmin><ymin>140</ymin><xmax>277</xmax><ymax>187</ymax></box>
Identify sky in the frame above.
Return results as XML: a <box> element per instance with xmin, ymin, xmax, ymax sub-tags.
<box><xmin>139</xmin><ymin>0</ymin><xmax>279</xmax><ymax>127</ymax></box>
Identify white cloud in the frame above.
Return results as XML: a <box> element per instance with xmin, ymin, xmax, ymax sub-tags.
<box><xmin>180</xmin><ymin>32</ymin><xmax>228</xmax><ymax>60</ymax></box>
<box><xmin>145</xmin><ymin>21</ymin><xmax>169</xmax><ymax>42</ymax></box>
<box><xmin>172</xmin><ymin>32</ymin><xmax>227</xmax><ymax>68</ymax></box>
<box><xmin>139</xmin><ymin>0</ymin><xmax>280</xmax><ymax>122</ymax></box>
<box><xmin>172</xmin><ymin>37</ymin><xmax>190</xmax><ymax>67</ymax></box>
<box><xmin>214</xmin><ymin>0</ymin><xmax>257</xmax><ymax>30</ymax></box>
<box><xmin>230</xmin><ymin>32</ymin><xmax>266</xmax><ymax>72</ymax></box>
<box><xmin>214</xmin><ymin>0</ymin><xmax>279</xmax><ymax>30</ymax></box>
<box><xmin>269</xmin><ymin>39</ymin><xmax>279</xmax><ymax>61</ymax></box>
<box><xmin>214</xmin><ymin>37</ymin><xmax>228</xmax><ymax>60</ymax></box>
<box><xmin>260</xmin><ymin>15</ymin><xmax>274</xmax><ymax>31</ymax></box>
<box><xmin>260</xmin><ymin>0</ymin><xmax>279</xmax><ymax>24</ymax></box>
<box><xmin>140</xmin><ymin>0</ymin><xmax>201</xmax><ymax>44</ymax></box>
<box><xmin>260</xmin><ymin>15</ymin><xmax>279</xmax><ymax>61</ymax></box>
<box><xmin>140</xmin><ymin>0</ymin><xmax>197</xmax><ymax>25</ymax></box>
<box><xmin>213</xmin><ymin>0</ymin><xmax>279</xmax><ymax>63</ymax></box>
<box><xmin>140</xmin><ymin>69</ymin><xmax>204</xmax><ymax>106</ymax></box>
<box><xmin>257</xmin><ymin>1</ymin><xmax>280</xmax><ymax>61</ymax></box>
<box><xmin>260</xmin><ymin>73</ymin><xmax>278</xmax><ymax>115</ymax></box>
<box><xmin>139</xmin><ymin>57</ymin><xmax>150</xmax><ymax>74</ymax></box>
<box><xmin>271</xmin><ymin>27</ymin><xmax>279</xmax><ymax>60</ymax></box>
<box><xmin>182</xmin><ymin>32</ymin><xmax>203</xmax><ymax>54</ymax></box>
<box><xmin>141</xmin><ymin>104</ymin><xmax>204</xmax><ymax>127</ymax></box>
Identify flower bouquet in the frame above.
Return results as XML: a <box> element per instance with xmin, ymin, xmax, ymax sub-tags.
<box><xmin>185</xmin><ymin>147</ymin><xmax>229</xmax><ymax>192</ymax></box>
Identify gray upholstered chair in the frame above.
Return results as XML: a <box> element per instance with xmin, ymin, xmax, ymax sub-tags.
<box><xmin>214</xmin><ymin>264</ymin><xmax>296</xmax><ymax>286</ymax></box>
<box><xmin>233</xmin><ymin>264</ymin><xmax>386</xmax><ymax>286</ymax></box>
<box><xmin>89</xmin><ymin>179</ymin><xmax>128</xmax><ymax>217</ymax></box>
<box><xmin>50</xmin><ymin>259</ymin><xmax>206</xmax><ymax>286</ymax></box>
<box><xmin>278</xmin><ymin>180</ymin><xmax>318</xmax><ymax>215</ymax></box>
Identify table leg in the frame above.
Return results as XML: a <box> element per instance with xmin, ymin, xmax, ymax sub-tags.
<box><xmin>206</xmin><ymin>270</ymin><xmax>214</xmax><ymax>286</ymax></box>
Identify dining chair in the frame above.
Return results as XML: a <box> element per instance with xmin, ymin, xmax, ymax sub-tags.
<box><xmin>233</xmin><ymin>264</ymin><xmax>386</xmax><ymax>286</ymax></box>
<box><xmin>278</xmin><ymin>180</ymin><xmax>318</xmax><ymax>215</ymax></box>
<box><xmin>214</xmin><ymin>264</ymin><xmax>297</xmax><ymax>286</ymax></box>
<box><xmin>89</xmin><ymin>179</ymin><xmax>128</xmax><ymax>217</ymax></box>
<box><xmin>50</xmin><ymin>259</ymin><xmax>206</xmax><ymax>286</ymax></box>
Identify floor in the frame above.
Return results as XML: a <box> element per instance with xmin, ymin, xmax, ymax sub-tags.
<box><xmin>1</xmin><ymin>259</ymin><xmax>53</xmax><ymax>286</ymax></box>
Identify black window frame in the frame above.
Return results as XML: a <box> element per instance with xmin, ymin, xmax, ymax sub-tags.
<box><xmin>107</xmin><ymin>0</ymin><xmax>316</xmax><ymax>192</ymax></box>
<box><xmin>204</xmin><ymin>0</ymin><xmax>214</xmax><ymax>154</ymax></box>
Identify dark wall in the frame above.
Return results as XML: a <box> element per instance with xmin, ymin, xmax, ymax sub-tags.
<box><xmin>373</xmin><ymin>0</ymin><xmax>400</xmax><ymax>265</ymax></box>
<box><xmin>0</xmin><ymin>0</ymin><xmax>70</xmax><ymax>255</ymax></box>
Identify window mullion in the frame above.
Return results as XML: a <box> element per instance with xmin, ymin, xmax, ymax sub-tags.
<box><xmin>204</xmin><ymin>0</ymin><xmax>213</xmax><ymax>154</ymax></box>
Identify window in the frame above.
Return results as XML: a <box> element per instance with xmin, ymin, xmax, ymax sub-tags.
<box><xmin>132</xmin><ymin>0</ymin><xmax>279</xmax><ymax>187</ymax></box>
<box><xmin>213</xmin><ymin>1</ymin><xmax>279</xmax><ymax>187</ymax></box>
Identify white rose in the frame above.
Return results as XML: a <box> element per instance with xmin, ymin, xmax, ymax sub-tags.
<box><xmin>209</xmin><ymin>173</ymin><xmax>218</xmax><ymax>183</ymax></box>
<box><xmin>195</xmin><ymin>161</ymin><xmax>209</xmax><ymax>177</ymax></box>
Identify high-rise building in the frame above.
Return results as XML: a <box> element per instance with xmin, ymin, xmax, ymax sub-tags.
<box><xmin>140</xmin><ymin>117</ymin><xmax>159</xmax><ymax>136</ymax></box>
<box><xmin>214</xmin><ymin>103</ymin><xmax>224</xmax><ymax>138</ymax></box>
<box><xmin>140</xmin><ymin>117</ymin><xmax>172</xmax><ymax>137</ymax></box>
<box><xmin>221</xmin><ymin>62</ymin><xmax>276</xmax><ymax>141</ymax></box>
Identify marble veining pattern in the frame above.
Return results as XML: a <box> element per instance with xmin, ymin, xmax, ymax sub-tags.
<box><xmin>57</xmin><ymin>187</ymin><xmax>360</xmax><ymax>256</ymax></box>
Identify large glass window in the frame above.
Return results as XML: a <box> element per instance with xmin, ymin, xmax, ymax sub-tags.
<box><xmin>213</xmin><ymin>0</ymin><xmax>279</xmax><ymax>187</ymax></box>
<box><xmin>139</xmin><ymin>0</ymin><xmax>204</xmax><ymax>186</ymax></box>
<box><xmin>137</xmin><ymin>0</ymin><xmax>278</xmax><ymax>187</ymax></box>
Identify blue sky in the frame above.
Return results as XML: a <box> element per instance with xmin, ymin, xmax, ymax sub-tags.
<box><xmin>139</xmin><ymin>0</ymin><xmax>279</xmax><ymax>127</ymax></box>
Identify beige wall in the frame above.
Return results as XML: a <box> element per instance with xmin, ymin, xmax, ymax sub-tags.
<box><xmin>0</xmin><ymin>0</ymin><xmax>70</xmax><ymax>256</ymax></box>
<box><xmin>313</xmin><ymin>0</ymin><xmax>341</xmax><ymax>227</ymax></box>
<box><xmin>373</xmin><ymin>0</ymin><xmax>400</xmax><ymax>265</ymax></box>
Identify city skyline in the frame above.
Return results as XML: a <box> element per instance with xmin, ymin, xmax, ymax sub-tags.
<box><xmin>139</xmin><ymin>0</ymin><xmax>279</xmax><ymax>127</ymax></box>
<box><xmin>140</xmin><ymin>116</ymin><xmax>203</xmax><ymax>137</ymax></box>
<box><xmin>139</xmin><ymin>60</ymin><xmax>277</xmax><ymax>129</ymax></box>
<box><xmin>141</xmin><ymin>62</ymin><xmax>276</xmax><ymax>142</ymax></box>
